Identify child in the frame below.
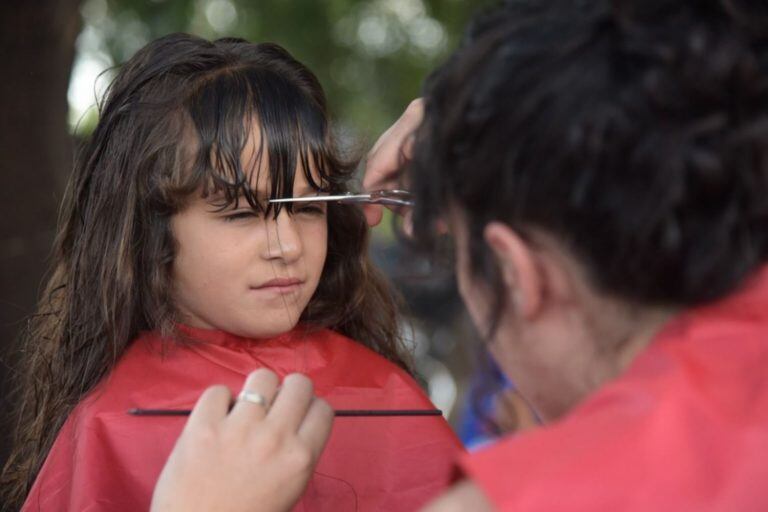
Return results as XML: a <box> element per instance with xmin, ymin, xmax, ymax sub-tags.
<box><xmin>2</xmin><ymin>34</ymin><xmax>462</xmax><ymax>511</ymax></box>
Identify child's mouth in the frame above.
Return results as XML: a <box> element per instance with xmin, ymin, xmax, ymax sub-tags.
<box><xmin>251</xmin><ymin>277</ymin><xmax>304</xmax><ymax>294</ymax></box>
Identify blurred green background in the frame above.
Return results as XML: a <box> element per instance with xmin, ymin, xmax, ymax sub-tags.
<box><xmin>0</xmin><ymin>0</ymin><xmax>492</xmax><ymax>467</ymax></box>
<box><xmin>70</xmin><ymin>0</ymin><xmax>483</xmax><ymax>144</ymax></box>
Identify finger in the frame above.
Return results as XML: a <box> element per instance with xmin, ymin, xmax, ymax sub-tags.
<box><xmin>229</xmin><ymin>368</ymin><xmax>280</xmax><ymax>425</ymax></box>
<box><xmin>363</xmin><ymin>99</ymin><xmax>424</xmax><ymax>192</ymax></box>
<box><xmin>362</xmin><ymin>155</ymin><xmax>400</xmax><ymax>193</ymax></box>
<box><xmin>367</xmin><ymin>98</ymin><xmax>419</xmax><ymax>161</ymax></box>
<box><xmin>435</xmin><ymin>217</ymin><xmax>449</xmax><ymax>235</ymax></box>
<box><xmin>297</xmin><ymin>397</ymin><xmax>334</xmax><ymax>462</ymax></box>
<box><xmin>403</xmin><ymin>209</ymin><xmax>414</xmax><ymax>237</ymax></box>
<box><xmin>266</xmin><ymin>373</ymin><xmax>315</xmax><ymax>432</ymax></box>
<box><xmin>363</xmin><ymin>204</ymin><xmax>383</xmax><ymax>227</ymax></box>
<box><xmin>400</xmin><ymin>120</ymin><xmax>419</xmax><ymax>159</ymax></box>
<box><xmin>403</xmin><ymin>97</ymin><xmax>424</xmax><ymax>123</ymax></box>
<box><xmin>187</xmin><ymin>385</ymin><xmax>232</xmax><ymax>429</ymax></box>
<box><xmin>363</xmin><ymin>145</ymin><xmax>408</xmax><ymax>191</ymax></box>
<box><xmin>363</xmin><ymin>139</ymin><xmax>406</xmax><ymax>192</ymax></box>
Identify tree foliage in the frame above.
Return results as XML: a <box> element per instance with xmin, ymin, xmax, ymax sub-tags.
<box><xmin>74</xmin><ymin>0</ymin><xmax>490</xmax><ymax>141</ymax></box>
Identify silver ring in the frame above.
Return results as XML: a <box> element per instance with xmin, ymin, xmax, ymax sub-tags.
<box><xmin>237</xmin><ymin>390</ymin><xmax>269</xmax><ymax>409</ymax></box>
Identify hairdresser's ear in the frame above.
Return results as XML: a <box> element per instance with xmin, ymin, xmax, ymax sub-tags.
<box><xmin>483</xmin><ymin>222</ymin><xmax>542</xmax><ymax>319</ymax></box>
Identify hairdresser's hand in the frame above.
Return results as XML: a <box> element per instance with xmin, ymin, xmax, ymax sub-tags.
<box><xmin>363</xmin><ymin>98</ymin><xmax>423</xmax><ymax>227</ymax></box>
<box><xmin>151</xmin><ymin>370</ymin><xmax>333</xmax><ymax>512</ymax></box>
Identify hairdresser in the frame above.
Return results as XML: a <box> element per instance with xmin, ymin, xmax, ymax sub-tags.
<box><xmin>151</xmin><ymin>0</ymin><xmax>768</xmax><ymax>510</ymax></box>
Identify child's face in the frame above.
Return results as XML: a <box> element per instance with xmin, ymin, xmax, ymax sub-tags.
<box><xmin>170</xmin><ymin>162</ymin><xmax>328</xmax><ymax>339</ymax></box>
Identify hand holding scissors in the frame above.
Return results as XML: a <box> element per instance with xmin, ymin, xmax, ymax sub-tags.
<box><xmin>362</xmin><ymin>99</ymin><xmax>424</xmax><ymax>226</ymax></box>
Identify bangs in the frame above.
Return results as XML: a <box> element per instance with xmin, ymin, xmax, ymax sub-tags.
<box><xmin>182</xmin><ymin>66</ymin><xmax>344</xmax><ymax>214</ymax></box>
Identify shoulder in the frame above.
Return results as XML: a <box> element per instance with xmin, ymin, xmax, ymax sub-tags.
<box><xmin>76</xmin><ymin>330</ymin><xmax>208</xmax><ymax>416</ymax></box>
<box><xmin>456</xmin><ymin>343</ymin><xmax>676</xmax><ymax>507</ymax></box>
<box><xmin>456</xmin><ymin>400</ymin><xmax>658</xmax><ymax>510</ymax></box>
<box><xmin>309</xmin><ymin>328</ymin><xmax>446</xmax><ymax>411</ymax></box>
<box><xmin>457</xmin><ymin>332</ymin><xmax>768</xmax><ymax>510</ymax></box>
<box><xmin>313</xmin><ymin>328</ymin><xmax>414</xmax><ymax>380</ymax></box>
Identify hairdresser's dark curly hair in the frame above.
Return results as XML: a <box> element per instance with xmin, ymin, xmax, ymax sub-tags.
<box><xmin>411</xmin><ymin>0</ymin><xmax>768</xmax><ymax>313</ymax></box>
<box><xmin>1</xmin><ymin>34</ymin><xmax>411</xmax><ymax>509</ymax></box>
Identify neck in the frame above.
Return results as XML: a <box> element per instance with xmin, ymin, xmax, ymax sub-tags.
<box><xmin>548</xmin><ymin>299</ymin><xmax>678</xmax><ymax>423</ymax></box>
<box><xmin>604</xmin><ymin>304</ymin><xmax>678</xmax><ymax>381</ymax></box>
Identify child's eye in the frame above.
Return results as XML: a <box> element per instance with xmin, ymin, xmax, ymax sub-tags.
<box><xmin>295</xmin><ymin>203</ymin><xmax>326</xmax><ymax>216</ymax></box>
<box><xmin>223</xmin><ymin>211</ymin><xmax>259</xmax><ymax>222</ymax></box>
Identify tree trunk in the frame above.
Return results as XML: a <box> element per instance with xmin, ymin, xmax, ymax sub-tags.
<box><xmin>0</xmin><ymin>0</ymin><xmax>82</xmax><ymax>466</ymax></box>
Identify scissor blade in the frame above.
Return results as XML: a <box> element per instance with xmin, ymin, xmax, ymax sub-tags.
<box><xmin>268</xmin><ymin>194</ymin><xmax>369</xmax><ymax>204</ymax></box>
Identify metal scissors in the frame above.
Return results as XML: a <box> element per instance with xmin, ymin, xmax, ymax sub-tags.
<box><xmin>268</xmin><ymin>189</ymin><xmax>413</xmax><ymax>207</ymax></box>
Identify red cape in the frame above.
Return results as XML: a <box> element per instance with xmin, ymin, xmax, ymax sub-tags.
<box><xmin>460</xmin><ymin>265</ymin><xmax>768</xmax><ymax>510</ymax></box>
<box><xmin>24</xmin><ymin>326</ymin><xmax>462</xmax><ymax>511</ymax></box>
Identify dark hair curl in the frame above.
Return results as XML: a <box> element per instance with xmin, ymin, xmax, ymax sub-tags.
<box><xmin>411</xmin><ymin>0</ymin><xmax>768</xmax><ymax>313</ymax></box>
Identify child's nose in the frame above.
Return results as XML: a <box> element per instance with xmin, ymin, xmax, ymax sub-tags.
<box><xmin>262</xmin><ymin>210</ymin><xmax>302</xmax><ymax>263</ymax></box>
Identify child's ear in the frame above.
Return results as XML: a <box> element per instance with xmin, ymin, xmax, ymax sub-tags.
<box><xmin>483</xmin><ymin>222</ymin><xmax>542</xmax><ymax>319</ymax></box>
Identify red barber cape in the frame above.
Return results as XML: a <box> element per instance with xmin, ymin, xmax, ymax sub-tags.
<box><xmin>460</xmin><ymin>265</ymin><xmax>768</xmax><ymax>510</ymax></box>
<box><xmin>24</xmin><ymin>326</ymin><xmax>462</xmax><ymax>511</ymax></box>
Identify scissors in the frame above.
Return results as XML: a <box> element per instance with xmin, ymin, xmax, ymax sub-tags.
<box><xmin>268</xmin><ymin>189</ymin><xmax>413</xmax><ymax>207</ymax></box>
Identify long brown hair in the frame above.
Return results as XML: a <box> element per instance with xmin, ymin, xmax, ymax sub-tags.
<box><xmin>1</xmin><ymin>33</ymin><xmax>411</xmax><ymax>509</ymax></box>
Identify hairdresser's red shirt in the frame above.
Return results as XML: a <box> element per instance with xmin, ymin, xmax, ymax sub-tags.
<box><xmin>460</xmin><ymin>265</ymin><xmax>768</xmax><ymax>510</ymax></box>
<box><xmin>23</xmin><ymin>327</ymin><xmax>462</xmax><ymax>512</ymax></box>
